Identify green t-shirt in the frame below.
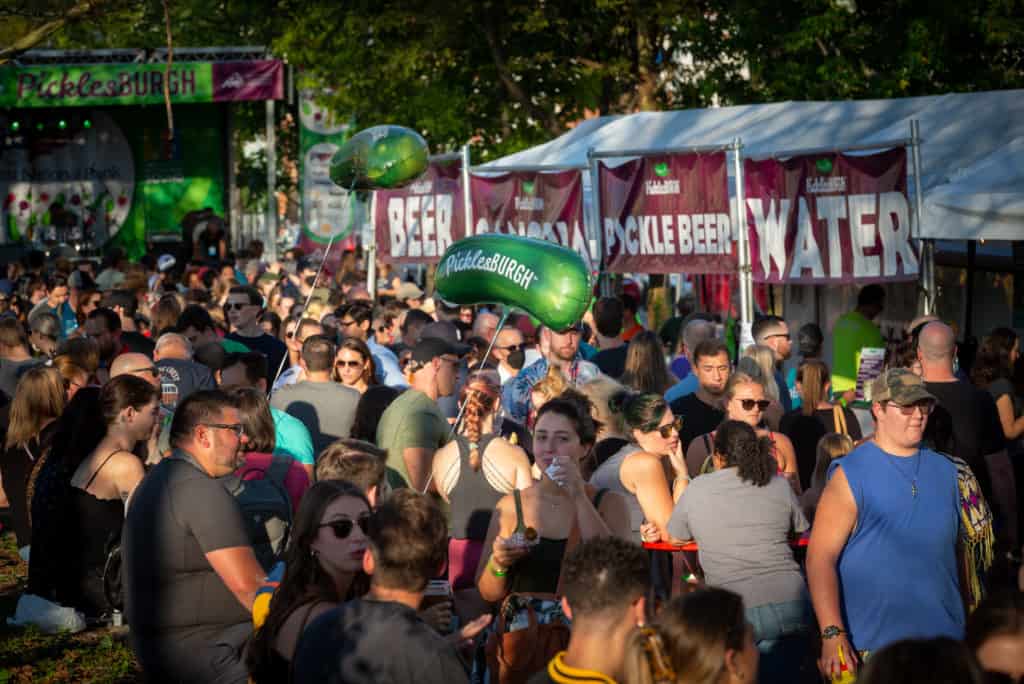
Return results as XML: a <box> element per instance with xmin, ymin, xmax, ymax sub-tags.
<box><xmin>376</xmin><ymin>389</ymin><xmax>449</xmax><ymax>489</ymax></box>
<box><xmin>830</xmin><ymin>310</ymin><xmax>885</xmax><ymax>395</ymax></box>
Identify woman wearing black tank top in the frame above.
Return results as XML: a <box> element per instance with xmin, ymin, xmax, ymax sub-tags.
<box><xmin>476</xmin><ymin>395</ymin><xmax>632</xmax><ymax>604</ymax></box>
<box><xmin>66</xmin><ymin>375</ymin><xmax>159</xmax><ymax>617</ymax></box>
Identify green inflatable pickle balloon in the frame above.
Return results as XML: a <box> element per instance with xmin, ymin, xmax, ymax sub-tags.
<box><xmin>329</xmin><ymin>125</ymin><xmax>429</xmax><ymax>190</ymax></box>
<box><xmin>435</xmin><ymin>235</ymin><xmax>592</xmax><ymax>332</ymax></box>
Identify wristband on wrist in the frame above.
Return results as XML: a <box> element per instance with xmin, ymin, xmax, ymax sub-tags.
<box><xmin>820</xmin><ymin>625</ymin><xmax>846</xmax><ymax>640</ymax></box>
<box><xmin>489</xmin><ymin>559</ymin><xmax>508</xmax><ymax>577</ymax></box>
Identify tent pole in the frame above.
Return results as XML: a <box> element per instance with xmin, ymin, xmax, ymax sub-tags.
<box><xmin>265</xmin><ymin>98</ymin><xmax>278</xmax><ymax>262</ymax></box>
<box><xmin>910</xmin><ymin>119</ymin><xmax>932</xmax><ymax>315</ymax></box>
<box><xmin>732</xmin><ymin>137</ymin><xmax>753</xmax><ymax>334</ymax></box>
<box><xmin>367</xmin><ymin>190</ymin><xmax>377</xmax><ymax>300</ymax></box>
<box><xmin>461</xmin><ymin>144</ymin><xmax>473</xmax><ymax>236</ymax></box>
<box><xmin>588</xmin><ymin>148</ymin><xmax>610</xmax><ymax>297</ymax></box>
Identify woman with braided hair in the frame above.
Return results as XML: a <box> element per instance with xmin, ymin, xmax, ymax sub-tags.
<box><xmin>667</xmin><ymin>420</ymin><xmax>815</xmax><ymax>684</ymax></box>
<box><xmin>430</xmin><ymin>370</ymin><xmax>533</xmax><ymax>592</ymax></box>
<box><xmin>623</xmin><ymin>587</ymin><xmax>758</xmax><ymax>684</ymax></box>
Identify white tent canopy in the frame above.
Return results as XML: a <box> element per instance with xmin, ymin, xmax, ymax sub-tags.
<box><xmin>479</xmin><ymin>90</ymin><xmax>1024</xmax><ymax>240</ymax></box>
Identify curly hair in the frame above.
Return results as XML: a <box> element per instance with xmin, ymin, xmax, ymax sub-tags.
<box><xmin>713</xmin><ymin>420</ymin><xmax>776</xmax><ymax>487</ymax></box>
<box><xmin>459</xmin><ymin>372</ymin><xmax>501</xmax><ymax>471</ymax></box>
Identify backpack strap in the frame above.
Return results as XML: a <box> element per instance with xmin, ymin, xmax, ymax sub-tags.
<box><xmin>266</xmin><ymin>455</ymin><xmax>292</xmax><ymax>486</ymax></box>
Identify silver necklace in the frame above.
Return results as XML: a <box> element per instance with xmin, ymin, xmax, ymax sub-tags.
<box><xmin>880</xmin><ymin>444</ymin><xmax>921</xmax><ymax>497</ymax></box>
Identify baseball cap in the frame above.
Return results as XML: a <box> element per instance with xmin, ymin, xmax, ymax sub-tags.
<box><xmin>157</xmin><ymin>254</ymin><xmax>177</xmax><ymax>273</ymax></box>
<box><xmin>411</xmin><ymin>336</ymin><xmax>467</xmax><ymax>365</ymax></box>
<box><xmin>396</xmin><ymin>282</ymin><xmax>425</xmax><ymax>302</ymax></box>
<box><xmin>420</xmin><ymin>320</ymin><xmax>471</xmax><ymax>355</ymax></box>
<box><xmin>868</xmin><ymin>368</ymin><xmax>936</xmax><ymax>404</ymax></box>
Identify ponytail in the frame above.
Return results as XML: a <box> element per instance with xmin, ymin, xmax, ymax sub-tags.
<box><xmin>459</xmin><ymin>374</ymin><xmax>501</xmax><ymax>471</ymax></box>
<box><xmin>623</xmin><ymin>626</ymin><xmax>676</xmax><ymax>684</ymax></box>
<box><xmin>714</xmin><ymin>420</ymin><xmax>775</xmax><ymax>487</ymax></box>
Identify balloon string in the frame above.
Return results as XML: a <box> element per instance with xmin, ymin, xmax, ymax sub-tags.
<box><xmin>269</xmin><ymin>179</ymin><xmax>358</xmax><ymax>394</ymax></box>
<box><xmin>422</xmin><ymin>308</ymin><xmax>510</xmax><ymax>494</ymax></box>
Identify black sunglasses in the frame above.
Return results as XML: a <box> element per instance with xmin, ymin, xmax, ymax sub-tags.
<box><xmin>650</xmin><ymin>417</ymin><xmax>684</xmax><ymax>438</ymax></box>
<box><xmin>319</xmin><ymin>513</ymin><xmax>372</xmax><ymax>540</ymax></box>
<box><xmin>336</xmin><ymin>359</ymin><xmax>363</xmax><ymax>368</ymax></box>
<box><xmin>736</xmin><ymin>399</ymin><xmax>772</xmax><ymax>411</ymax></box>
<box><xmin>224</xmin><ymin>302</ymin><xmax>251</xmax><ymax>311</ymax></box>
<box><xmin>498</xmin><ymin>344</ymin><xmax>524</xmax><ymax>352</ymax></box>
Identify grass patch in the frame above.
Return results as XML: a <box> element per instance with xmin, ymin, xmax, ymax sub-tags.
<box><xmin>0</xmin><ymin>529</ymin><xmax>143</xmax><ymax>683</ymax></box>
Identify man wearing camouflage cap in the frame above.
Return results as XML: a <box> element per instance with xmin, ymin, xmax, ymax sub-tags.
<box><xmin>806</xmin><ymin>368</ymin><xmax>965</xmax><ymax>679</ymax></box>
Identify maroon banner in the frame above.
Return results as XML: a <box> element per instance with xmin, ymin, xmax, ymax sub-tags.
<box><xmin>469</xmin><ymin>169</ymin><xmax>590</xmax><ymax>263</ymax></box>
<box><xmin>744</xmin><ymin>148</ymin><xmax>917</xmax><ymax>283</ymax></box>
<box><xmin>212</xmin><ymin>60</ymin><xmax>284</xmax><ymax>102</ymax></box>
<box><xmin>599</xmin><ymin>152</ymin><xmax>734</xmax><ymax>274</ymax></box>
<box><xmin>373</xmin><ymin>159</ymin><xmax>465</xmax><ymax>263</ymax></box>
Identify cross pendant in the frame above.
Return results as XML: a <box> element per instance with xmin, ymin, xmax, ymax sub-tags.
<box><xmin>912</xmin><ymin>482</ymin><xmax>918</xmax><ymax>497</ymax></box>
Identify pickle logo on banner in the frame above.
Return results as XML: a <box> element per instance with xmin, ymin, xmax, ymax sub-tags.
<box><xmin>373</xmin><ymin>159</ymin><xmax>465</xmax><ymax>263</ymax></box>
<box><xmin>469</xmin><ymin>169</ymin><xmax>591</xmax><ymax>267</ymax></box>
<box><xmin>298</xmin><ymin>92</ymin><xmax>362</xmax><ymax>262</ymax></box>
<box><xmin>744</xmin><ymin>148</ymin><xmax>917</xmax><ymax>283</ymax></box>
<box><xmin>599</xmin><ymin>152</ymin><xmax>734</xmax><ymax>274</ymax></box>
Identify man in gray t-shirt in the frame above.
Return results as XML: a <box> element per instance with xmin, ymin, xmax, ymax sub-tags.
<box><xmin>124</xmin><ymin>390</ymin><xmax>265</xmax><ymax>684</ymax></box>
<box><xmin>270</xmin><ymin>335</ymin><xmax>359</xmax><ymax>459</ymax></box>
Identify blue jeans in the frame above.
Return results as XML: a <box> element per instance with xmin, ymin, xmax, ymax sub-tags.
<box><xmin>746</xmin><ymin>600</ymin><xmax>817</xmax><ymax>684</ymax></box>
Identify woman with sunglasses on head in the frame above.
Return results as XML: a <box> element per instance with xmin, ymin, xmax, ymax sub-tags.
<box><xmin>667</xmin><ymin>420</ymin><xmax>814</xmax><ymax>684</ymax></box>
<box><xmin>476</xmin><ymin>394</ymin><xmax>632</xmax><ymax>604</ymax></box>
<box><xmin>333</xmin><ymin>338</ymin><xmax>378</xmax><ymax>395</ymax></box>
<box><xmin>248</xmin><ymin>480</ymin><xmax>372</xmax><ymax>683</ymax></box>
<box><xmin>590</xmin><ymin>391</ymin><xmax>688</xmax><ymax>543</ymax></box>
<box><xmin>686</xmin><ymin>370</ymin><xmax>800</xmax><ymax>493</ymax></box>
<box><xmin>623</xmin><ymin>587</ymin><xmax>759</xmax><ymax>684</ymax></box>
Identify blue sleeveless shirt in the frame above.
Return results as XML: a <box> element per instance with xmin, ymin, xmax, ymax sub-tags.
<box><xmin>827</xmin><ymin>442</ymin><xmax>964</xmax><ymax>652</ymax></box>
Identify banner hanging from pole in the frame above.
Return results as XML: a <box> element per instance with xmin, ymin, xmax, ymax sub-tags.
<box><xmin>743</xmin><ymin>148</ymin><xmax>917</xmax><ymax>284</ymax></box>
<box><xmin>469</xmin><ymin>169</ymin><xmax>591</xmax><ymax>267</ymax></box>
<box><xmin>598</xmin><ymin>152</ymin><xmax>734</xmax><ymax>274</ymax></box>
<box><xmin>373</xmin><ymin>157</ymin><xmax>465</xmax><ymax>263</ymax></box>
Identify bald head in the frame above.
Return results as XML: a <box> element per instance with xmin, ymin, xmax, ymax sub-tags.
<box><xmin>918</xmin><ymin>322</ymin><xmax>955</xmax><ymax>361</ymax></box>
<box><xmin>111</xmin><ymin>352</ymin><xmax>161</xmax><ymax>388</ymax></box>
<box><xmin>154</xmin><ymin>332</ymin><xmax>192</xmax><ymax>361</ymax></box>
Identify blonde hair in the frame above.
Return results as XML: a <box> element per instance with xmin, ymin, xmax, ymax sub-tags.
<box><xmin>459</xmin><ymin>372</ymin><xmax>501</xmax><ymax>471</ymax></box>
<box><xmin>579</xmin><ymin>374</ymin><xmax>628</xmax><ymax>438</ymax></box>
<box><xmin>6</xmin><ymin>366</ymin><xmax>65</xmax><ymax>450</ymax></box>
<box><xmin>532</xmin><ymin>364</ymin><xmax>569</xmax><ymax>408</ymax></box>
<box><xmin>741</xmin><ymin>344</ymin><xmax>778</xmax><ymax>401</ymax></box>
<box><xmin>305</xmin><ymin>298</ymin><xmax>328</xmax><ymax>322</ymax></box>
<box><xmin>723</xmin><ymin>368</ymin><xmax>765</xmax><ymax>402</ymax></box>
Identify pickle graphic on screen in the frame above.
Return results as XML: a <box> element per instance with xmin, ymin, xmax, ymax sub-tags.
<box><xmin>435</xmin><ymin>234</ymin><xmax>591</xmax><ymax>332</ymax></box>
<box><xmin>329</xmin><ymin>125</ymin><xmax>429</xmax><ymax>190</ymax></box>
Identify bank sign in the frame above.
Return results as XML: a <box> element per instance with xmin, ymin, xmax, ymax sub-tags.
<box><xmin>0</xmin><ymin>60</ymin><xmax>283</xmax><ymax>108</ymax></box>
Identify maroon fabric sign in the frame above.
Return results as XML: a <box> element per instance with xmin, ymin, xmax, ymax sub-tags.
<box><xmin>599</xmin><ymin>152</ymin><xmax>734</xmax><ymax>274</ymax></box>
<box><xmin>744</xmin><ymin>148</ymin><xmax>917</xmax><ymax>284</ymax></box>
<box><xmin>469</xmin><ymin>169</ymin><xmax>589</xmax><ymax>261</ymax></box>
<box><xmin>373</xmin><ymin>159</ymin><xmax>465</xmax><ymax>263</ymax></box>
<box><xmin>212</xmin><ymin>61</ymin><xmax>283</xmax><ymax>101</ymax></box>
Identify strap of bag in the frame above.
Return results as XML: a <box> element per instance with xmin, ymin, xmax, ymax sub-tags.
<box><xmin>833</xmin><ymin>405</ymin><xmax>848</xmax><ymax>436</ymax></box>
<box><xmin>513</xmin><ymin>488</ymin><xmax>526</xmax><ymax>534</ymax></box>
<box><xmin>266</xmin><ymin>454</ymin><xmax>292</xmax><ymax>485</ymax></box>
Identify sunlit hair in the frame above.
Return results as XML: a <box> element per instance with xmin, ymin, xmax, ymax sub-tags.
<box><xmin>621</xmin><ymin>330</ymin><xmax>675</xmax><ymax>395</ymax></box>
<box><xmin>741</xmin><ymin>344</ymin><xmax>778</xmax><ymax>401</ymax></box>
<box><xmin>796</xmin><ymin>359</ymin><xmax>830</xmax><ymax>416</ymax></box>
<box><xmin>811</xmin><ymin>432</ymin><xmax>854</xmax><ymax>492</ymax></box>
<box><xmin>579</xmin><ymin>375</ymin><xmax>628</xmax><ymax>438</ymax></box>
<box><xmin>5</xmin><ymin>366</ymin><xmax>64</xmax><ymax>450</ymax></box>
<box><xmin>624</xmin><ymin>587</ymin><xmax>748</xmax><ymax>684</ymax></box>
<box><xmin>458</xmin><ymin>371</ymin><xmax>501</xmax><ymax>471</ymax></box>
<box><xmin>723</xmin><ymin>369</ymin><xmax>765</xmax><ymax>403</ymax></box>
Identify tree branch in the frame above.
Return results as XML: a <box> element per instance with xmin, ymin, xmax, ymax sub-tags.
<box><xmin>0</xmin><ymin>0</ymin><xmax>109</xmax><ymax>65</ymax></box>
<box><xmin>481</xmin><ymin>16</ymin><xmax>563</xmax><ymax>137</ymax></box>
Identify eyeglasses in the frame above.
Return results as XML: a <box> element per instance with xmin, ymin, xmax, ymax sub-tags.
<box><xmin>336</xmin><ymin>359</ymin><xmax>363</xmax><ymax>368</ymax></box>
<box><xmin>319</xmin><ymin>513</ymin><xmax>372</xmax><ymax>539</ymax></box>
<box><xmin>202</xmin><ymin>422</ymin><xmax>245</xmax><ymax>438</ymax></box>
<box><xmin>652</xmin><ymin>417</ymin><xmax>684</xmax><ymax>438</ymax></box>
<box><xmin>224</xmin><ymin>302</ymin><xmax>250</xmax><ymax>311</ymax></box>
<box><xmin>736</xmin><ymin>398</ymin><xmax>772</xmax><ymax>411</ymax></box>
<box><xmin>886</xmin><ymin>400</ymin><xmax>935</xmax><ymax>416</ymax></box>
<box><xmin>498</xmin><ymin>344</ymin><xmax>524</xmax><ymax>352</ymax></box>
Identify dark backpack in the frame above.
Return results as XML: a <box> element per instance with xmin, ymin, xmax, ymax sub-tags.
<box><xmin>220</xmin><ymin>456</ymin><xmax>293</xmax><ymax>572</ymax></box>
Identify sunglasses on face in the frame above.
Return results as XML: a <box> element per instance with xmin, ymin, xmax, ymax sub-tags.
<box><xmin>651</xmin><ymin>417</ymin><xmax>684</xmax><ymax>438</ymax></box>
<box><xmin>224</xmin><ymin>302</ymin><xmax>250</xmax><ymax>312</ymax></box>
<box><xmin>336</xmin><ymin>359</ymin><xmax>363</xmax><ymax>368</ymax></box>
<box><xmin>319</xmin><ymin>513</ymin><xmax>372</xmax><ymax>539</ymax></box>
<box><xmin>498</xmin><ymin>344</ymin><xmax>524</xmax><ymax>352</ymax></box>
<box><xmin>736</xmin><ymin>398</ymin><xmax>771</xmax><ymax>411</ymax></box>
<box><xmin>886</xmin><ymin>400</ymin><xmax>935</xmax><ymax>416</ymax></box>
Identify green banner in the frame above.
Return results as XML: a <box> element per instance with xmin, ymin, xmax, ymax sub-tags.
<box><xmin>0</xmin><ymin>63</ymin><xmax>213</xmax><ymax>108</ymax></box>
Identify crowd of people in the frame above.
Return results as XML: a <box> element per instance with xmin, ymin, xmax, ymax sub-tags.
<box><xmin>0</xmin><ymin>245</ymin><xmax>1021</xmax><ymax>684</ymax></box>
